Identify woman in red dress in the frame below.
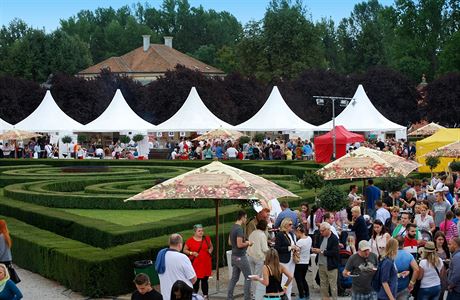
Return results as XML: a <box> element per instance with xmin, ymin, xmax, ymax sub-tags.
<box><xmin>183</xmin><ymin>224</ymin><xmax>213</xmax><ymax>299</ymax></box>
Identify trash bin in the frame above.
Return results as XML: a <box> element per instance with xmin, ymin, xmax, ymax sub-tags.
<box><xmin>134</xmin><ymin>260</ymin><xmax>160</xmax><ymax>286</ymax></box>
<box><xmin>226</xmin><ymin>250</ymin><xmax>244</xmax><ymax>285</ymax></box>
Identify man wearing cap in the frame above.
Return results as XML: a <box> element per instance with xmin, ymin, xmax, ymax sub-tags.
<box><xmin>447</xmin><ymin>237</ymin><xmax>460</xmax><ymax>300</ymax></box>
<box><xmin>343</xmin><ymin>240</ymin><xmax>379</xmax><ymax>300</ymax></box>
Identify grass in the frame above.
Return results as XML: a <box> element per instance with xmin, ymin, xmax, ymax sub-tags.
<box><xmin>59</xmin><ymin>208</ymin><xmax>210</xmax><ymax>226</ymax></box>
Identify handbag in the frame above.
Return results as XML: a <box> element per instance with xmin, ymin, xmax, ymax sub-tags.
<box><xmin>293</xmin><ymin>249</ymin><xmax>300</xmax><ymax>264</ymax></box>
<box><xmin>280</xmin><ymin>294</ymin><xmax>288</xmax><ymax>300</ymax></box>
<box><xmin>189</xmin><ymin>238</ymin><xmax>205</xmax><ymax>264</ymax></box>
<box><xmin>6</xmin><ymin>263</ymin><xmax>20</xmax><ymax>284</ymax></box>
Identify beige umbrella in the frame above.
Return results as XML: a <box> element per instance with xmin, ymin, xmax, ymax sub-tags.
<box><xmin>0</xmin><ymin>129</ymin><xmax>42</xmax><ymax>158</ymax></box>
<box><xmin>317</xmin><ymin>147</ymin><xmax>421</xmax><ymax>180</ymax></box>
<box><xmin>0</xmin><ymin>129</ymin><xmax>42</xmax><ymax>140</ymax></box>
<box><xmin>192</xmin><ymin>128</ymin><xmax>243</xmax><ymax>141</ymax></box>
<box><xmin>125</xmin><ymin>161</ymin><xmax>298</xmax><ymax>286</ymax></box>
<box><xmin>425</xmin><ymin>141</ymin><xmax>460</xmax><ymax>158</ymax></box>
<box><xmin>408</xmin><ymin>122</ymin><xmax>445</xmax><ymax>137</ymax></box>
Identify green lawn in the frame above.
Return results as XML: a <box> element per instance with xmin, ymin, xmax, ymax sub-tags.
<box><xmin>59</xmin><ymin>208</ymin><xmax>209</xmax><ymax>226</ymax></box>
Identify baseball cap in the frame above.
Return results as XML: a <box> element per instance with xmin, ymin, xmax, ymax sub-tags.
<box><xmin>358</xmin><ymin>240</ymin><xmax>371</xmax><ymax>251</ymax></box>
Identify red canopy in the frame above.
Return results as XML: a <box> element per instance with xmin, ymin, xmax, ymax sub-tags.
<box><xmin>314</xmin><ymin>126</ymin><xmax>365</xmax><ymax>163</ymax></box>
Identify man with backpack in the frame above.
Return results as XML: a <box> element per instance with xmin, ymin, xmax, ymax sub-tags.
<box><xmin>343</xmin><ymin>240</ymin><xmax>379</xmax><ymax>300</ymax></box>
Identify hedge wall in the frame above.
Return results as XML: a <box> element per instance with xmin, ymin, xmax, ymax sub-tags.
<box><xmin>0</xmin><ymin>197</ymin><xmax>244</xmax><ymax>248</ymax></box>
<box><xmin>6</xmin><ymin>215</ymin><xmax>234</xmax><ymax>297</ymax></box>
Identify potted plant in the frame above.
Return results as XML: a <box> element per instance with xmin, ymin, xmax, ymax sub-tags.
<box><xmin>449</xmin><ymin>160</ymin><xmax>460</xmax><ymax>172</ymax></box>
<box><xmin>301</xmin><ymin>171</ymin><xmax>325</xmax><ymax>197</ymax></box>
<box><xmin>119</xmin><ymin>135</ymin><xmax>131</xmax><ymax>145</ymax></box>
<box><xmin>317</xmin><ymin>184</ymin><xmax>349</xmax><ymax>212</ymax></box>
<box><xmin>61</xmin><ymin>135</ymin><xmax>72</xmax><ymax>158</ymax></box>
<box><xmin>239</xmin><ymin>136</ymin><xmax>250</xmax><ymax>145</ymax></box>
<box><xmin>132</xmin><ymin>134</ymin><xmax>144</xmax><ymax>143</ymax></box>
<box><xmin>425</xmin><ymin>155</ymin><xmax>441</xmax><ymax>177</ymax></box>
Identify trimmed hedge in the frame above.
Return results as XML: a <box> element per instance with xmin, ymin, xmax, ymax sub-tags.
<box><xmin>0</xmin><ymin>197</ymin><xmax>245</xmax><ymax>248</ymax></box>
<box><xmin>5</xmin><ymin>215</ymin><xmax>234</xmax><ymax>297</ymax></box>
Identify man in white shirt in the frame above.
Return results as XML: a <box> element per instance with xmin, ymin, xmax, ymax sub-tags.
<box><xmin>158</xmin><ymin>234</ymin><xmax>196</xmax><ymax>300</ymax></box>
<box><xmin>375</xmin><ymin>200</ymin><xmax>390</xmax><ymax>224</ymax></box>
<box><xmin>171</xmin><ymin>148</ymin><xmax>178</xmax><ymax>160</ymax></box>
<box><xmin>226</xmin><ymin>143</ymin><xmax>238</xmax><ymax>159</ymax></box>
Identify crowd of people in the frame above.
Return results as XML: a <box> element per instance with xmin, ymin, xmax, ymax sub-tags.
<box><xmin>166</xmin><ymin>136</ymin><xmax>418</xmax><ymax>162</ymax></box>
<box><xmin>0</xmin><ymin>138</ymin><xmax>146</xmax><ymax>160</ymax></box>
<box><xmin>144</xmin><ymin>170</ymin><xmax>460</xmax><ymax>300</ymax></box>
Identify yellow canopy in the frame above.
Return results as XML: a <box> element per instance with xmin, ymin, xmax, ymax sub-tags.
<box><xmin>416</xmin><ymin>128</ymin><xmax>460</xmax><ymax>172</ymax></box>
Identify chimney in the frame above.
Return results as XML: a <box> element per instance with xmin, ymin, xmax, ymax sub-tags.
<box><xmin>142</xmin><ymin>35</ymin><xmax>151</xmax><ymax>52</ymax></box>
<box><xmin>164</xmin><ymin>36</ymin><xmax>173</xmax><ymax>48</ymax></box>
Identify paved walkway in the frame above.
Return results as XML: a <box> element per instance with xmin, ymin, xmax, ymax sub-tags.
<box><xmin>15</xmin><ymin>264</ymin><xmax>352</xmax><ymax>300</ymax></box>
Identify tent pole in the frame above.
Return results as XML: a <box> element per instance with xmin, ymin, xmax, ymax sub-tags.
<box><xmin>215</xmin><ymin>199</ymin><xmax>220</xmax><ymax>292</ymax></box>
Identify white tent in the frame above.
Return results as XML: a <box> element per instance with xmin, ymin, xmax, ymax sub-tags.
<box><xmin>317</xmin><ymin>85</ymin><xmax>407</xmax><ymax>138</ymax></box>
<box><xmin>14</xmin><ymin>90</ymin><xmax>83</xmax><ymax>132</ymax></box>
<box><xmin>155</xmin><ymin>87</ymin><xmax>234</xmax><ymax>131</ymax></box>
<box><xmin>0</xmin><ymin>118</ymin><xmax>12</xmax><ymax>132</ymax></box>
<box><xmin>78</xmin><ymin>89</ymin><xmax>155</xmax><ymax>132</ymax></box>
<box><xmin>235</xmin><ymin>86</ymin><xmax>317</xmax><ymax>132</ymax></box>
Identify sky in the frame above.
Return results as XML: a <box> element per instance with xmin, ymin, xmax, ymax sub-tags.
<box><xmin>0</xmin><ymin>0</ymin><xmax>396</xmax><ymax>32</ymax></box>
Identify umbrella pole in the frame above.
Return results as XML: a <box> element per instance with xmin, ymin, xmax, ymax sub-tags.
<box><xmin>215</xmin><ymin>199</ymin><xmax>220</xmax><ymax>292</ymax></box>
<box><xmin>362</xmin><ymin>178</ymin><xmax>366</xmax><ymax>214</ymax></box>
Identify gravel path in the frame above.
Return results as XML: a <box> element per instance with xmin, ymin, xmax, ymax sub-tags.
<box><xmin>15</xmin><ymin>264</ymin><xmax>352</xmax><ymax>300</ymax></box>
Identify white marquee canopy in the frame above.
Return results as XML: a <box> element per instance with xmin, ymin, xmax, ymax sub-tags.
<box><xmin>78</xmin><ymin>89</ymin><xmax>155</xmax><ymax>132</ymax></box>
<box><xmin>14</xmin><ymin>90</ymin><xmax>83</xmax><ymax>132</ymax></box>
<box><xmin>0</xmin><ymin>118</ymin><xmax>12</xmax><ymax>132</ymax></box>
<box><xmin>317</xmin><ymin>84</ymin><xmax>406</xmax><ymax>135</ymax></box>
<box><xmin>155</xmin><ymin>87</ymin><xmax>234</xmax><ymax>132</ymax></box>
<box><xmin>235</xmin><ymin>86</ymin><xmax>317</xmax><ymax>132</ymax></box>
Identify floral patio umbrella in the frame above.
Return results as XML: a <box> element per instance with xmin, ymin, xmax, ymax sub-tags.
<box><xmin>408</xmin><ymin>122</ymin><xmax>445</xmax><ymax>137</ymax></box>
<box><xmin>317</xmin><ymin>147</ymin><xmax>421</xmax><ymax>180</ymax></box>
<box><xmin>192</xmin><ymin>128</ymin><xmax>243</xmax><ymax>142</ymax></box>
<box><xmin>0</xmin><ymin>129</ymin><xmax>42</xmax><ymax>140</ymax></box>
<box><xmin>0</xmin><ymin>129</ymin><xmax>42</xmax><ymax>158</ymax></box>
<box><xmin>425</xmin><ymin>141</ymin><xmax>460</xmax><ymax>158</ymax></box>
<box><xmin>125</xmin><ymin>161</ymin><xmax>298</xmax><ymax>284</ymax></box>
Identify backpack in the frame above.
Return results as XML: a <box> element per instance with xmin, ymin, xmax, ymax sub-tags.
<box><xmin>371</xmin><ymin>258</ymin><xmax>386</xmax><ymax>292</ymax></box>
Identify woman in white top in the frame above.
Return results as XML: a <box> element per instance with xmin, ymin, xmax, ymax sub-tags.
<box><xmin>294</xmin><ymin>224</ymin><xmax>312</xmax><ymax>300</ymax></box>
<box><xmin>247</xmin><ymin>220</ymin><xmax>270</xmax><ymax>300</ymax></box>
<box><xmin>369</xmin><ymin>219</ymin><xmax>390</xmax><ymax>259</ymax></box>
<box><xmin>417</xmin><ymin>241</ymin><xmax>443</xmax><ymax>300</ymax></box>
<box><xmin>414</xmin><ymin>204</ymin><xmax>436</xmax><ymax>233</ymax></box>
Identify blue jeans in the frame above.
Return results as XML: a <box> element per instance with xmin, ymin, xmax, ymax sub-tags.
<box><xmin>418</xmin><ymin>285</ymin><xmax>441</xmax><ymax>300</ymax></box>
<box><xmin>227</xmin><ymin>255</ymin><xmax>252</xmax><ymax>300</ymax></box>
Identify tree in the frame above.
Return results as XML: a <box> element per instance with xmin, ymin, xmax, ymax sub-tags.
<box><xmin>426</xmin><ymin>155</ymin><xmax>441</xmax><ymax>176</ymax></box>
<box><xmin>132</xmin><ymin>134</ymin><xmax>144</xmax><ymax>143</ymax></box>
<box><xmin>0</xmin><ymin>76</ymin><xmax>45</xmax><ymax>124</ymax></box>
<box><xmin>438</xmin><ymin>30</ymin><xmax>460</xmax><ymax>75</ymax></box>
<box><xmin>336</xmin><ymin>0</ymin><xmax>388</xmax><ymax>73</ymax></box>
<box><xmin>317</xmin><ymin>184</ymin><xmax>349</xmax><ymax>212</ymax></box>
<box><xmin>301</xmin><ymin>171</ymin><xmax>325</xmax><ymax>195</ymax></box>
<box><xmin>119</xmin><ymin>135</ymin><xmax>131</xmax><ymax>144</ymax></box>
<box><xmin>48</xmin><ymin>30</ymin><xmax>93</xmax><ymax>75</ymax></box>
<box><xmin>424</xmin><ymin>72</ymin><xmax>460</xmax><ymax>126</ymax></box>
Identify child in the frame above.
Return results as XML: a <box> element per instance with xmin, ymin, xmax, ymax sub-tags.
<box><xmin>439</xmin><ymin>211</ymin><xmax>459</xmax><ymax>242</ymax></box>
<box><xmin>131</xmin><ymin>273</ymin><xmax>163</xmax><ymax>300</ymax></box>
